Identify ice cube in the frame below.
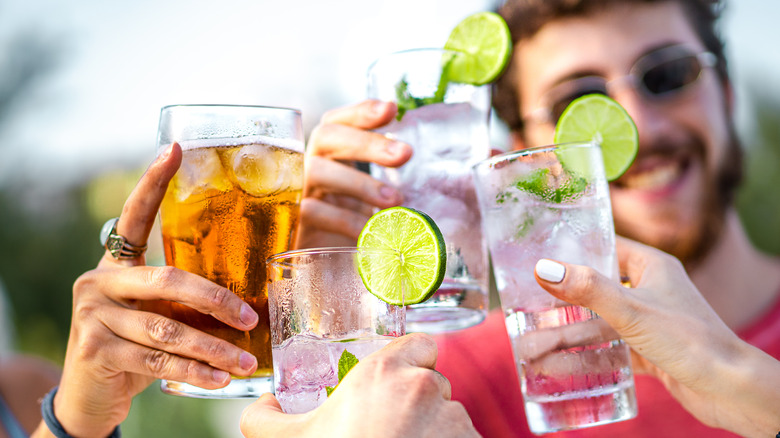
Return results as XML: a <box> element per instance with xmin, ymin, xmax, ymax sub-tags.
<box><xmin>232</xmin><ymin>145</ymin><xmax>281</xmax><ymax>197</ymax></box>
<box><xmin>173</xmin><ymin>148</ymin><xmax>232</xmax><ymax>203</ymax></box>
<box><xmin>278</xmin><ymin>336</ymin><xmax>337</xmax><ymax>390</ymax></box>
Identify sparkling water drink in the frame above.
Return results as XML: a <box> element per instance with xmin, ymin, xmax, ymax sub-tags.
<box><xmin>267</xmin><ymin>247</ymin><xmax>405</xmax><ymax>414</ymax></box>
<box><xmin>273</xmin><ymin>335</ymin><xmax>394</xmax><ymax>413</ymax></box>
<box><xmin>156</xmin><ymin>104</ymin><xmax>304</xmax><ymax>398</ymax></box>
<box><xmin>367</xmin><ymin>48</ymin><xmax>490</xmax><ymax>334</ymax></box>
<box><xmin>473</xmin><ymin>142</ymin><xmax>637</xmax><ymax>434</ymax></box>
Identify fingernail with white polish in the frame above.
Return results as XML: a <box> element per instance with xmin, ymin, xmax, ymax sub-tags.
<box><xmin>536</xmin><ymin>259</ymin><xmax>565</xmax><ymax>283</ymax></box>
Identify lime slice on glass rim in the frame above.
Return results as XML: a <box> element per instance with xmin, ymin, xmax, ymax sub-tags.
<box><xmin>443</xmin><ymin>11</ymin><xmax>512</xmax><ymax>85</ymax></box>
<box><xmin>356</xmin><ymin>207</ymin><xmax>446</xmax><ymax>306</ymax></box>
<box><xmin>553</xmin><ymin>93</ymin><xmax>638</xmax><ymax>181</ymax></box>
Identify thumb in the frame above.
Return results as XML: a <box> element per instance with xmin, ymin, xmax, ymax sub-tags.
<box><xmin>534</xmin><ymin>258</ymin><xmax>638</xmax><ymax>333</ymax></box>
<box><xmin>240</xmin><ymin>393</ymin><xmax>300</xmax><ymax>438</ymax></box>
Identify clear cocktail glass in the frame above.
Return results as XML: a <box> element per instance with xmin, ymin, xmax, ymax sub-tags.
<box><xmin>156</xmin><ymin>104</ymin><xmax>304</xmax><ymax>398</ymax></box>
<box><xmin>366</xmin><ymin>48</ymin><xmax>490</xmax><ymax>334</ymax></box>
<box><xmin>472</xmin><ymin>141</ymin><xmax>637</xmax><ymax>434</ymax></box>
<box><xmin>266</xmin><ymin>247</ymin><xmax>406</xmax><ymax>413</ymax></box>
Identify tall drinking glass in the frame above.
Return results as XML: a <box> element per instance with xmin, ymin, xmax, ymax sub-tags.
<box><xmin>367</xmin><ymin>48</ymin><xmax>490</xmax><ymax>334</ymax></box>
<box><xmin>156</xmin><ymin>104</ymin><xmax>304</xmax><ymax>398</ymax></box>
<box><xmin>267</xmin><ymin>247</ymin><xmax>406</xmax><ymax>413</ymax></box>
<box><xmin>472</xmin><ymin>142</ymin><xmax>637</xmax><ymax>434</ymax></box>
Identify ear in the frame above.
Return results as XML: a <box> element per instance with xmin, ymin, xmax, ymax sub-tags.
<box><xmin>509</xmin><ymin>131</ymin><xmax>528</xmax><ymax>151</ymax></box>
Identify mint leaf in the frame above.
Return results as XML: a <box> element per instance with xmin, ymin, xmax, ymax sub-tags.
<box><xmin>508</xmin><ymin>168</ymin><xmax>588</xmax><ymax>204</ymax></box>
<box><xmin>393</xmin><ymin>55</ymin><xmax>455</xmax><ymax>121</ymax></box>
<box><xmin>324</xmin><ymin>349</ymin><xmax>359</xmax><ymax>397</ymax></box>
<box><xmin>337</xmin><ymin>349</ymin><xmax>359</xmax><ymax>381</ymax></box>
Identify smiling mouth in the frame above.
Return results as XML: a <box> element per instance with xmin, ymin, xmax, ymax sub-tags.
<box><xmin>616</xmin><ymin>156</ymin><xmax>690</xmax><ymax>191</ymax></box>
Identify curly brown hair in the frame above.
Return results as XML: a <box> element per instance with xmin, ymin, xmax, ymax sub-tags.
<box><xmin>492</xmin><ymin>0</ymin><xmax>729</xmax><ymax>133</ymax></box>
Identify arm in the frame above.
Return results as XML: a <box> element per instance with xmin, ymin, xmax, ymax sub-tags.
<box><xmin>32</xmin><ymin>143</ymin><xmax>260</xmax><ymax>438</ymax></box>
<box><xmin>239</xmin><ymin>333</ymin><xmax>480</xmax><ymax>438</ymax></box>
<box><xmin>534</xmin><ymin>237</ymin><xmax>780</xmax><ymax>438</ymax></box>
<box><xmin>296</xmin><ymin>100</ymin><xmax>411</xmax><ymax>248</ymax></box>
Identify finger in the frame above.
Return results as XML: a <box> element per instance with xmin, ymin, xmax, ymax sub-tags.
<box><xmin>518</xmin><ymin>317</ymin><xmax>620</xmax><ymax>361</ymax></box>
<box><xmin>308</xmin><ymin>123</ymin><xmax>412</xmax><ymax>167</ymax></box>
<box><xmin>431</xmin><ymin>369</ymin><xmax>453</xmax><ymax>400</ymax></box>
<box><xmin>305</xmin><ymin>156</ymin><xmax>403</xmax><ymax>208</ymax></box>
<box><xmin>379</xmin><ymin>333</ymin><xmax>438</xmax><ymax>370</ymax></box>
<box><xmin>114</xmin><ymin>142</ymin><xmax>182</xmax><ymax>252</ymax></box>
<box><xmin>99</xmin><ymin>335</ymin><xmax>234</xmax><ymax>389</ymax></box>
<box><xmin>99</xmin><ymin>306</ymin><xmax>257</xmax><ymax>377</ymax></box>
<box><xmin>320</xmin><ymin>100</ymin><xmax>398</xmax><ymax>129</ymax></box>
<box><xmin>534</xmin><ymin>258</ymin><xmax>638</xmax><ymax>331</ymax></box>
<box><xmin>80</xmin><ymin>266</ymin><xmax>258</xmax><ymax>330</ymax></box>
<box><xmin>240</xmin><ymin>394</ymin><xmax>301</xmax><ymax>438</ymax></box>
<box><xmin>299</xmin><ymin>198</ymin><xmax>371</xmax><ymax>241</ymax></box>
<box><xmin>615</xmin><ymin>236</ymin><xmax>676</xmax><ymax>286</ymax></box>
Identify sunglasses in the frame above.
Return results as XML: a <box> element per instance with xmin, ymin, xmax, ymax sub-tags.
<box><xmin>524</xmin><ymin>44</ymin><xmax>717</xmax><ymax>125</ymax></box>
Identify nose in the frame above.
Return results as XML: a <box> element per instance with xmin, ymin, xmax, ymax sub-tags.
<box><xmin>611</xmin><ymin>87</ymin><xmax>675</xmax><ymax>155</ymax></box>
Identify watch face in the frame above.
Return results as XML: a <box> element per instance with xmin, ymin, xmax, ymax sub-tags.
<box><xmin>100</xmin><ymin>218</ymin><xmax>119</xmax><ymax>247</ymax></box>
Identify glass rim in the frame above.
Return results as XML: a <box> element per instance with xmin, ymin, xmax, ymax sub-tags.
<box><xmin>367</xmin><ymin>47</ymin><xmax>467</xmax><ymax>74</ymax></box>
<box><xmin>472</xmin><ymin>140</ymin><xmax>599</xmax><ymax>171</ymax></box>
<box><xmin>266</xmin><ymin>246</ymin><xmax>400</xmax><ymax>265</ymax></box>
<box><xmin>160</xmin><ymin>103</ymin><xmax>302</xmax><ymax>116</ymax></box>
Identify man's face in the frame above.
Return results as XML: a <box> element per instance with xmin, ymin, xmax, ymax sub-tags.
<box><xmin>509</xmin><ymin>1</ymin><xmax>734</xmax><ymax>264</ymax></box>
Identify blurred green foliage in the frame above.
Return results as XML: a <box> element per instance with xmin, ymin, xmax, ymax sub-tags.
<box><xmin>735</xmin><ymin>82</ymin><xmax>780</xmax><ymax>255</ymax></box>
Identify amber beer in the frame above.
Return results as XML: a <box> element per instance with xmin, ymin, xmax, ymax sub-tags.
<box><xmin>159</xmin><ymin>133</ymin><xmax>302</xmax><ymax>397</ymax></box>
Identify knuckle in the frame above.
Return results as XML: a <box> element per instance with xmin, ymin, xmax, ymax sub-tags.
<box><xmin>144</xmin><ymin>349</ymin><xmax>171</xmax><ymax>375</ymax></box>
<box><xmin>148</xmin><ymin>266</ymin><xmax>179</xmax><ymax>289</ymax></box>
<box><xmin>144</xmin><ymin>315</ymin><xmax>183</xmax><ymax>345</ymax></box>
<box><xmin>72</xmin><ymin>300</ymin><xmax>99</xmax><ymax>324</ymax></box>
<box><xmin>202</xmin><ymin>338</ymin><xmax>229</xmax><ymax>360</ymax></box>
<box><xmin>573</xmin><ymin>267</ymin><xmax>601</xmax><ymax>300</ymax></box>
<box><xmin>364</xmin><ymin>354</ymin><xmax>395</xmax><ymax>377</ymax></box>
<box><xmin>72</xmin><ymin>270</ymin><xmax>98</xmax><ymax>299</ymax></box>
<box><xmin>185</xmin><ymin>359</ymin><xmax>206</xmax><ymax>383</ymax></box>
<box><xmin>207</xmin><ymin>285</ymin><xmax>231</xmax><ymax>308</ymax></box>
<box><xmin>407</xmin><ymin>369</ymin><xmax>440</xmax><ymax>397</ymax></box>
<box><xmin>405</xmin><ymin>332</ymin><xmax>437</xmax><ymax>353</ymax></box>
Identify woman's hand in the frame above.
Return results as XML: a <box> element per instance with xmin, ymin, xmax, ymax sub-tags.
<box><xmin>534</xmin><ymin>237</ymin><xmax>780</xmax><ymax>437</ymax></box>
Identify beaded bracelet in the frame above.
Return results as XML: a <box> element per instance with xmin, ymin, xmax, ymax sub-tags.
<box><xmin>41</xmin><ymin>387</ymin><xmax>121</xmax><ymax>438</ymax></box>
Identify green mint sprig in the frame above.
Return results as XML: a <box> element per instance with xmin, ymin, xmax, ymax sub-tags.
<box><xmin>394</xmin><ymin>55</ymin><xmax>455</xmax><ymax>121</ymax></box>
<box><xmin>325</xmin><ymin>349</ymin><xmax>359</xmax><ymax>397</ymax></box>
<box><xmin>497</xmin><ymin>169</ymin><xmax>588</xmax><ymax>205</ymax></box>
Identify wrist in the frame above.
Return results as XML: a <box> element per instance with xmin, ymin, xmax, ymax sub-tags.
<box><xmin>710</xmin><ymin>341</ymin><xmax>780</xmax><ymax>436</ymax></box>
<box><xmin>41</xmin><ymin>387</ymin><xmax>121</xmax><ymax>438</ymax></box>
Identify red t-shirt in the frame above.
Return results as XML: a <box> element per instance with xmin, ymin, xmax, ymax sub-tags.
<box><xmin>435</xmin><ymin>294</ymin><xmax>780</xmax><ymax>437</ymax></box>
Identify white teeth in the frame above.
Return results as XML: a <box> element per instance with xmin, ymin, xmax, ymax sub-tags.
<box><xmin>622</xmin><ymin>162</ymin><xmax>681</xmax><ymax>189</ymax></box>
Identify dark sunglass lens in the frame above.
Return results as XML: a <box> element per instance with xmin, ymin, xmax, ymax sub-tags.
<box><xmin>551</xmin><ymin>88</ymin><xmax>607</xmax><ymax>122</ymax></box>
<box><xmin>643</xmin><ymin>56</ymin><xmax>701</xmax><ymax>95</ymax></box>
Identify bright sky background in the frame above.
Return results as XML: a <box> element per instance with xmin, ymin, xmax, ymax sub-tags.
<box><xmin>0</xmin><ymin>0</ymin><xmax>778</xmax><ymax>190</ymax></box>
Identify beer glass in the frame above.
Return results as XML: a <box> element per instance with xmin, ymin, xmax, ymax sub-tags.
<box><xmin>156</xmin><ymin>104</ymin><xmax>304</xmax><ymax>398</ymax></box>
<box><xmin>472</xmin><ymin>142</ymin><xmax>637</xmax><ymax>433</ymax></box>
<box><xmin>367</xmin><ymin>48</ymin><xmax>491</xmax><ymax>334</ymax></box>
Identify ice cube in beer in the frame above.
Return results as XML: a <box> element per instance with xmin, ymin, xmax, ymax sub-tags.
<box><xmin>232</xmin><ymin>144</ymin><xmax>288</xmax><ymax>197</ymax></box>
<box><xmin>173</xmin><ymin>147</ymin><xmax>232</xmax><ymax>202</ymax></box>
